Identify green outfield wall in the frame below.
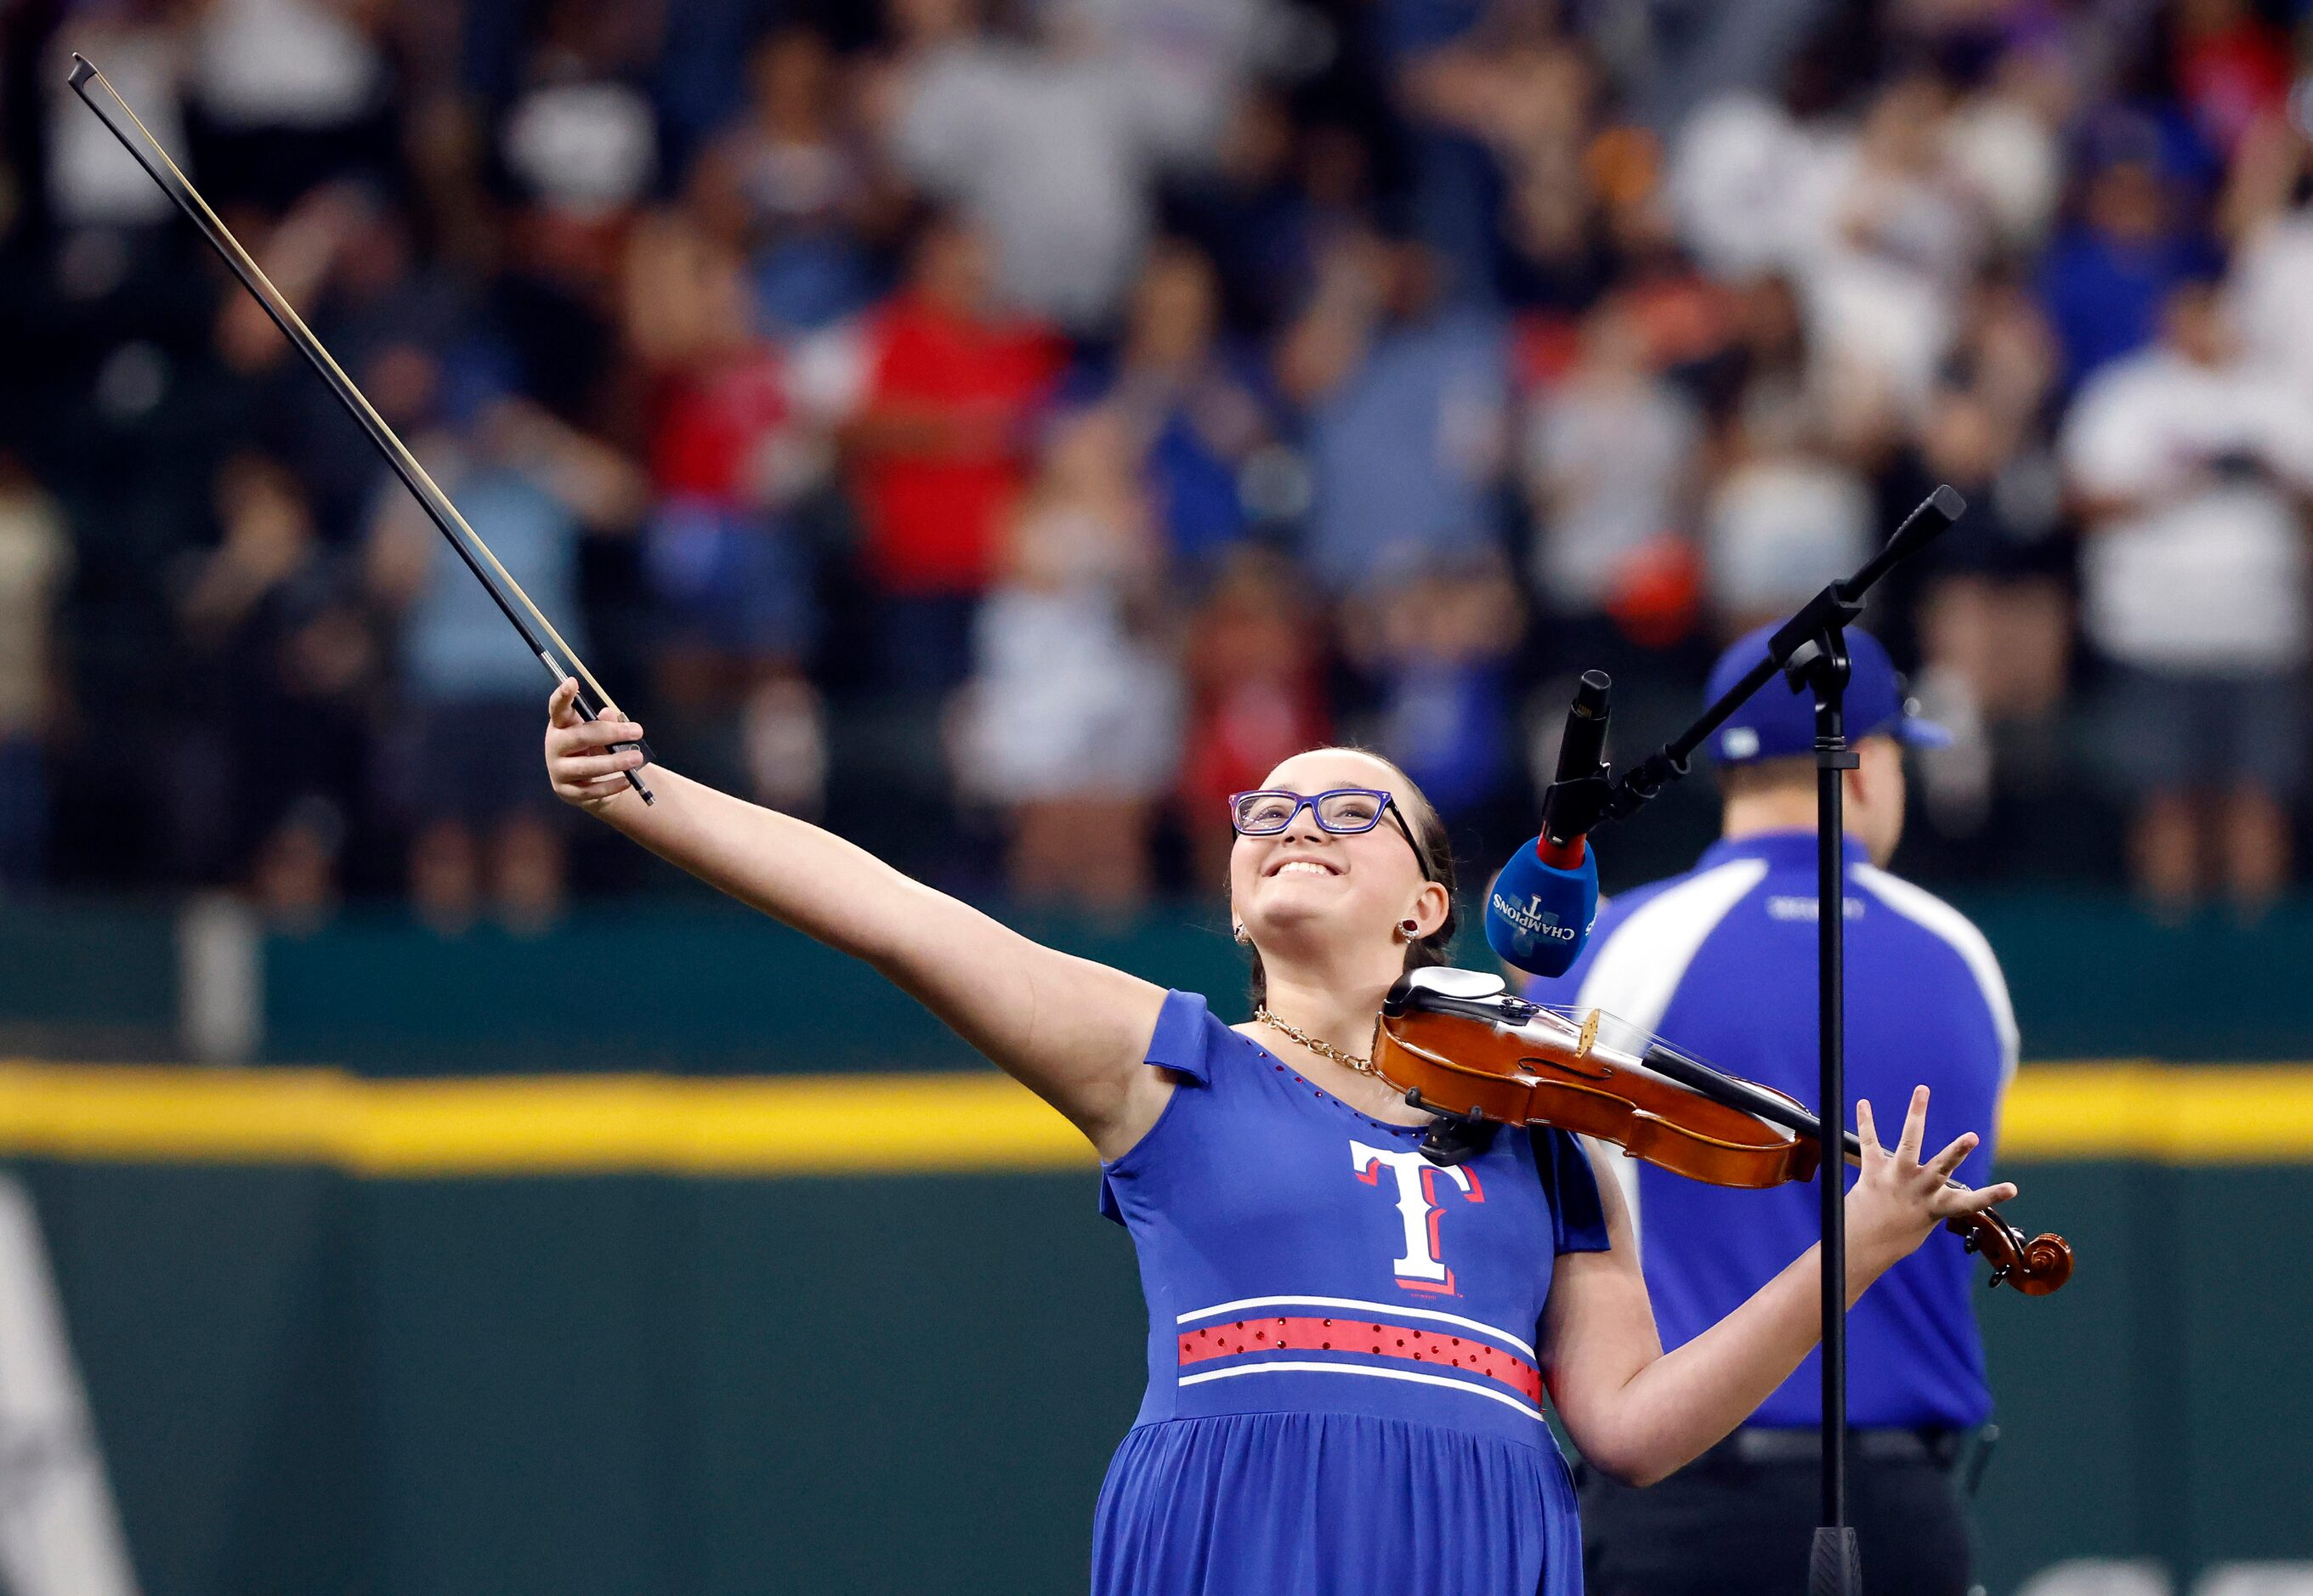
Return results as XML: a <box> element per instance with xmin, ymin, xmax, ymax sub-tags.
<box><xmin>6</xmin><ymin>891</ymin><xmax>2313</xmax><ymax>1072</ymax></box>
<box><xmin>9</xmin><ymin>1152</ymin><xmax>2310</xmax><ymax>1596</ymax></box>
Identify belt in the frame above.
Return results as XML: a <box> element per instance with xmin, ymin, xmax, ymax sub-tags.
<box><xmin>1719</xmin><ymin>1427</ymin><xmax>1964</xmax><ymax>1467</ymax></box>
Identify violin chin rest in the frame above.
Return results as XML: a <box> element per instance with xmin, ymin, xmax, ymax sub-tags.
<box><xmin>1398</xmin><ymin>967</ymin><xmax>1510</xmax><ymax>1002</ymax></box>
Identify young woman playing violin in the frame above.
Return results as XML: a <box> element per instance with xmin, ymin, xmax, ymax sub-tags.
<box><xmin>542</xmin><ymin>682</ymin><xmax>2018</xmax><ymax>1596</ymax></box>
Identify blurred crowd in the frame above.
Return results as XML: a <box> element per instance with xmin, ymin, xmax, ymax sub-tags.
<box><xmin>5</xmin><ymin>0</ymin><xmax>2313</xmax><ymax>929</ymax></box>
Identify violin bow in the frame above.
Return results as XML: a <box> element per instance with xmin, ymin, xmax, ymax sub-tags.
<box><xmin>65</xmin><ymin>53</ymin><xmax>655</xmax><ymax>804</ymax></box>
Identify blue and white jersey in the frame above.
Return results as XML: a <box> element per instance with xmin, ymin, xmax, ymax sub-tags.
<box><xmin>1525</xmin><ymin>830</ymin><xmax>2016</xmax><ymax>1429</ymax></box>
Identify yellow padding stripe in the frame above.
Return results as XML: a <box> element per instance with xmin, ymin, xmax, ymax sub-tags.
<box><xmin>0</xmin><ymin>1060</ymin><xmax>2310</xmax><ymax>1175</ymax></box>
<box><xmin>1999</xmin><ymin>1063</ymin><xmax>2313</xmax><ymax>1163</ymax></box>
<box><xmin>0</xmin><ymin>1064</ymin><xmax>1085</xmax><ymax>1176</ymax></box>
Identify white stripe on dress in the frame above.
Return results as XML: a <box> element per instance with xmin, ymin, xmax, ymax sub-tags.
<box><xmin>1176</xmin><ymin>1360</ymin><xmax>1545</xmax><ymax>1423</ymax></box>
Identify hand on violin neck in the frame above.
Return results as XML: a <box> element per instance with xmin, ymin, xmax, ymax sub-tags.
<box><xmin>1845</xmin><ymin>1085</ymin><xmax>2019</xmax><ymax>1280</ymax></box>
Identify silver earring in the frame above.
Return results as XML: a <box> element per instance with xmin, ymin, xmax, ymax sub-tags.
<box><xmin>1399</xmin><ymin>918</ymin><xmax>1420</xmax><ymax>938</ymax></box>
<box><xmin>1233</xmin><ymin>923</ymin><xmax>1250</xmax><ymax>945</ymax></box>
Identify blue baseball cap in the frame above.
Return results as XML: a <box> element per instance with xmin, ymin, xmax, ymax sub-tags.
<box><xmin>1704</xmin><ymin>624</ymin><xmax>1952</xmax><ymax>764</ymax></box>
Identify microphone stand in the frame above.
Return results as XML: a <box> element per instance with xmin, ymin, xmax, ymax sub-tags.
<box><xmin>1595</xmin><ymin>484</ymin><xmax>1968</xmax><ymax>1596</ymax></box>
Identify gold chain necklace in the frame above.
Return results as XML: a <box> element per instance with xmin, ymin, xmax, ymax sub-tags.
<box><xmin>1255</xmin><ymin>1007</ymin><xmax>1379</xmax><ymax>1078</ymax></box>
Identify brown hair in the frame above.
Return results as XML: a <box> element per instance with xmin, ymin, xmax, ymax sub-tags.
<box><xmin>1239</xmin><ymin>748</ymin><xmax>1460</xmax><ymax>1008</ymax></box>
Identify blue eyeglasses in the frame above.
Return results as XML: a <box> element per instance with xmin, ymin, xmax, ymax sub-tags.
<box><xmin>1227</xmin><ymin>788</ymin><xmax>1432</xmax><ymax>879</ymax></box>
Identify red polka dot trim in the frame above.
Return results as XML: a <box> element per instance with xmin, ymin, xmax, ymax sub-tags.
<box><xmin>1176</xmin><ymin>1316</ymin><xmax>1542</xmax><ymax>1404</ymax></box>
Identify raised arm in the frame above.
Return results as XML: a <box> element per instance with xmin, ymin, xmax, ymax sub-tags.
<box><xmin>1539</xmin><ymin>1088</ymin><xmax>2015</xmax><ymax>1486</ymax></box>
<box><xmin>544</xmin><ymin>680</ymin><xmax>1172</xmax><ymax>1158</ymax></box>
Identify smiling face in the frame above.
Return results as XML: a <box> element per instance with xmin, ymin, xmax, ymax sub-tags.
<box><xmin>1229</xmin><ymin>749</ymin><xmax>1450</xmax><ymax>974</ymax></box>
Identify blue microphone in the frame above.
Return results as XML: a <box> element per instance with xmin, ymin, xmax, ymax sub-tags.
<box><xmin>1484</xmin><ymin>838</ymin><xmax>1598</xmax><ymax>977</ymax></box>
<box><xmin>1485</xmin><ymin>672</ymin><xmax>1610</xmax><ymax>977</ymax></box>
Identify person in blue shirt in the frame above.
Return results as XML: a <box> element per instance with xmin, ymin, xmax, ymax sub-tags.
<box><xmin>2037</xmin><ymin>129</ymin><xmax>2221</xmax><ymax>395</ymax></box>
<box><xmin>1527</xmin><ymin>624</ymin><xmax>2015</xmax><ymax>1596</ymax></box>
<box><xmin>543</xmin><ymin>677</ymin><xmax>2019</xmax><ymax>1595</ymax></box>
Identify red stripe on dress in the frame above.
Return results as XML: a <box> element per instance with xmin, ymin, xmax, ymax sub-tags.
<box><xmin>1176</xmin><ymin>1316</ymin><xmax>1543</xmax><ymax>1405</ymax></box>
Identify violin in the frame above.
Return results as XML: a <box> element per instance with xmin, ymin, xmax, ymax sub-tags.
<box><xmin>1369</xmin><ymin>968</ymin><xmax>2073</xmax><ymax>1295</ymax></box>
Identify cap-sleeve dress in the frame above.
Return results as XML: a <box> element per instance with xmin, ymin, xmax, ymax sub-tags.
<box><xmin>1092</xmin><ymin>989</ymin><xmax>1609</xmax><ymax>1595</ymax></box>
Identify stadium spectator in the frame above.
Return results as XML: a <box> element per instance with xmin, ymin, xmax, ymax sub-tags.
<box><xmin>955</xmin><ymin>406</ymin><xmax>1182</xmax><ymax>909</ymax></box>
<box><xmin>1700</xmin><ymin>282</ymin><xmax>1875</xmax><ymax>636</ymax></box>
<box><xmin>1670</xmin><ymin>89</ymin><xmax>1818</xmax><ymax>286</ymax></box>
<box><xmin>0</xmin><ymin>460</ymin><xmax>71</xmax><ymax>891</ymax></box>
<box><xmin>1062</xmin><ymin>0</ymin><xmax>1278</xmax><ymax>161</ymax></box>
<box><xmin>1804</xmin><ymin>74</ymin><xmax>1993</xmax><ymax>411</ymax></box>
<box><xmin>496</xmin><ymin>3</ymin><xmax>660</xmax><ymax>234</ymax></box>
<box><xmin>1610</xmin><ymin>0</ymin><xmax>1830</xmax><ymax>132</ymax></box>
<box><xmin>216</xmin><ymin>187</ymin><xmax>473</xmax><ymax>535</ymax></box>
<box><xmin>1341</xmin><ymin>549</ymin><xmax>1527</xmax><ymax>857</ymax></box>
<box><xmin>366</xmin><ymin>392</ymin><xmax>646</xmax><ymax>931</ymax></box>
<box><xmin>1890</xmin><ymin>285</ymin><xmax>2072</xmax><ymax>836</ymax></box>
<box><xmin>877</xmin><ymin>0</ymin><xmax>1182</xmax><ymax>331</ymax></box>
<box><xmin>623</xmin><ymin>206</ymin><xmax>829</xmax><ymax>815</ymax></box>
<box><xmin>186</xmin><ymin>0</ymin><xmax>393</xmax><ymax>209</ymax></box>
<box><xmin>832</xmin><ymin>214</ymin><xmax>1065</xmax><ymax>693</ymax></box>
<box><xmin>1676</xmin><ymin>271</ymin><xmax>1812</xmax><ymax>430</ymax></box>
<box><xmin>213</xmin><ymin>184</ymin><xmax>366</xmax><ymax>379</ymax></box>
<box><xmin>2038</xmin><ymin>122</ymin><xmax>2218</xmax><ymax>392</ymax></box>
<box><xmin>1175</xmin><ymin>547</ymin><xmax>1331</xmax><ymax>890</ymax></box>
<box><xmin>44</xmin><ymin>16</ymin><xmax>191</xmax><ymax>230</ymax></box>
<box><xmin>179</xmin><ymin>455</ymin><xmax>376</xmax><ymax>916</ymax></box>
<box><xmin>2223</xmin><ymin>116</ymin><xmax>2313</xmax><ymax>392</ymax></box>
<box><xmin>2061</xmin><ymin>279</ymin><xmax>2313</xmax><ymax>918</ymax></box>
<box><xmin>1161</xmin><ymin>89</ymin><xmax>1342</xmax><ymax>338</ymax></box>
<box><xmin>2170</xmin><ymin>0</ymin><xmax>2293</xmax><ymax>161</ymax></box>
<box><xmin>1280</xmin><ymin>231</ymin><xmax>1509</xmax><ymax>593</ymax></box>
<box><xmin>1943</xmin><ymin>49</ymin><xmax>2066</xmax><ymax>256</ymax></box>
<box><xmin>1392</xmin><ymin>23</ymin><xmax>1603</xmax><ymax>303</ymax></box>
<box><xmin>1097</xmin><ymin>241</ymin><xmax>1277</xmax><ymax>574</ymax></box>
<box><xmin>490</xmin><ymin>1</ymin><xmax>661</xmax><ymax>424</ymax></box>
<box><xmin>688</xmin><ymin>25</ymin><xmax>878</xmax><ymax>336</ymax></box>
<box><xmin>1519</xmin><ymin>293</ymin><xmax>1703</xmax><ymax>648</ymax></box>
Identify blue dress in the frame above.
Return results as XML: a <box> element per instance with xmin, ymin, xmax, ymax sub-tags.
<box><xmin>1093</xmin><ymin>989</ymin><xmax>1611</xmax><ymax>1595</ymax></box>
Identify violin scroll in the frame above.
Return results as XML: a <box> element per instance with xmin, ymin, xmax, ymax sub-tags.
<box><xmin>1947</xmin><ymin>1209</ymin><xmax>2073</xmax><ymax>1295</ymax></box>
